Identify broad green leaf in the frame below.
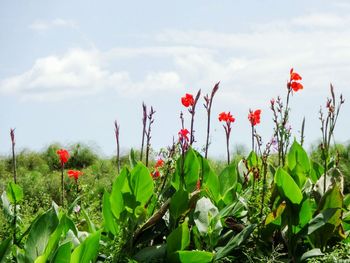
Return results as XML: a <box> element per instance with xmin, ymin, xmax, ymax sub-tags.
<box><xmin>71</xmin><ymin>231</ymin><xmax>101</xmax><ymax>263</ymax></box>
<box><xmin>291</xmin><ymin>164</ymin><xmax>307</xmax><ymax>189</ymax></box>
<box><xmin>174</xmin><ymin>251</ymin><xmax>214</xmax><ymax>263</ymax></box>
<box><xmin>0</xmin><ymin>238</ymin><xmax>12</xmax><ymax>263</ymax></box>
<box><xmin>298</xmin><ymin>198</ymin><xmax>313</xmax><ymax>228</ymax></box>
<box><xmin>169</xmin><ymin>188</ymin><xmax>189</xmax><ymax>221</ymax></box>
<box><xmin>310</xmin><ymin>161</ymin><xmax>324</xmax><ymax>184</ymax></box>
<box><xmin>6</xmin><ymin>182</ymin><xmax>23</xmax><ymax>203</ymax></box>
<box><xmin>199</xmin><ymin>156</ymin><xmax>220</xmax><ymax>203</ymax></box>
<box><xmin>265</xmin><ymin>201</ymin><xmax>286</xmax><ymax>226</ymax></box>
<box><xmin>274</xmin><ymin>168</ymin><xmax>303</xmax><ymax>205</ymax></box>
<box><xmin>34</xmin><ymin>214</ymin><xmax>73</xmax><ymax>263</ymax></box>
<box><xmin>305</xmin><ymin>208</ymin><xmax>338</xmax><ymax>235</ymax></box>
<box><xmin>219</xmin><ymin>164</ymin><xmax>237</xmax><ymax>204</ymax></box>
<box><xmin>51</xmin><ymin>242</ymin><xmax>71</xmax><ymax>263</ymax></box>
<box><xmin>318</xmin><ymin>184</ymin><xmax>343</xmax><ymax>227</ymax></box>
<box><xmin>166</xmin><ymin>219</ymin><xmax>190</xmax><ymax>256</ymax></box>
<box><xmin>214</xmin><ymin>224</ymin><xmax>256</xmax><ymax>260</ymax></box>
<box><xmin>110</xmin><ymin>167</ymin><xmax>129</xmax><ymax>219</ymax></box>
<box><xmin>287</xmin><ymin>141</ymin><xmax>310</xmax><ymax>172</ymax></box>
<box><xmin>299</xmin><ymin>248</ymin><xmax>324</xmax><ymax>262</ymax></box>
<box><xmin>247</xmin><ymin>151</ymin><xmax>259</xmax><ymax>167</ymax></box>
<box><xmin>133</xmin><ymin>245</ymin><xmax>166</xmax><ymax>262</ymax></box>
<box><xmin>130</xmin><ymin>162</ymin><xmax>154</xmax><ymax>205</ymax></box>
<box><xmin>24</xmin><ymin>208</ymin><xmax>59</xmax><ymax>263</ymax></box>
<box><xmin>102</xmin><ymin>191</ymin><xmax>118</xmax><ymax>235</ymax></box>
<box><xmin>172</xmin><ymin>148</ymin><xmax>200</xmax><ymax>191</ymax></box>
<box><xmin>204</xmin><ymin>168</ymin><xmax>220</xmax><ymax>204</ymax></box>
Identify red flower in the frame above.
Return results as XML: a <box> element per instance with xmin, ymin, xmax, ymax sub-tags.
<box><xmin>151</xmin><ymin>169</ymin><xmax>160</xmax><ymax>179</ymax></box>
<box><xmin>67</xmin><ymin>169</ymin><xmax>83</xmax><ymax>181</ymax></box>
<box><xmin>248</xmin><ymin>109</ymin><xmax>261</xmax><ymax>126</ymax></box>
<box><xmin>289</xmin><ymin>68</ymin><xmax>303</xmax><ymax>92</ymax></box>
<box><xmin>57</xmin><ymin>149</ymin><xmax>70</xmax><ymax>165</ymax></box>
<box><xmin>155</xmin><ymin>159</ymin><xmax>164</xmax><ymax>169</ymax></box>
<box><xmin>178</xmin><ymin>129</ymin><xmax>190</xmax><ymax>141</ymax></box>
<box><xmin>290</xmin><ymin>82</ymin><xmax>303</xmax><ymax>92</ymax></box>
<box><xmin>181</xmin><ymin>93</ymin><xmax>194</xmax><ymax>107</ymax></box>
<box><xmin>218</xmin><ymin>112</ymin><xmax>235</xmax><ymax>123</ymax></box>
<box><xmin>290</xmin><ymin>68</ymin><xmax>302</xmax><ymax>81</ymax></box>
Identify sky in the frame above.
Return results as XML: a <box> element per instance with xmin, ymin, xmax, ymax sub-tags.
<box><xmin>1</xmin><ymin>0</ymin><xmax>350</xmax><ymax>159</ymax></box>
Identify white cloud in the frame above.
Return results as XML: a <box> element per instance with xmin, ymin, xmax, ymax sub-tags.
<box><xmin>4</xmin><ymin>12</ymin><xmax>350</xmax><ymax>104</ymax></box>
<box><xmin>291</xmin><ymin>13</ymin><xmax>350</xmax><ymax>28</ymax></box>
<box><xmin>29</xmin><ymin>18</ymin><xmax>77</xmax><ymax>31</ymax></box>
<box><xmin>0</xmin><ymin>48</ymin><xmax>184</xmax><ymax>101</ymax></box>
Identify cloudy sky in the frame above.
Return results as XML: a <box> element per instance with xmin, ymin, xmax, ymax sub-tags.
<box><xmin>1</xmin><ymin>0</ymin><xmax>350</xmax><ymax>158</ymax></box>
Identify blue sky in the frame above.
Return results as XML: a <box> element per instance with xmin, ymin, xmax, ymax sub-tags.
<box><xmin>1</xmin><ymin>0</ymin><xmax>350</xmax><ymax>158</ymax></box>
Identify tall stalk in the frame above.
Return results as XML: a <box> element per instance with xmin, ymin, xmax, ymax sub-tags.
<box><xmin>204</xmin><ymin>82</ymin><xmax>219</xmax><ymax>158</ymax></box>
<box><xmin>145</xmin><ymin>106</ymin><xmax>156</xmax><ymax>167</ymax></box>
<box><xmin>319</xmin><ymin>84</ymin><xmax>344</xmax><ymax>193</ymax></box>
<box><xmin>10</xmin><ymin>128</ymin><xmax>17</xmax><ymax>244</ymax></box>
<box><xmin>189</xmin><ymin>89</ymin><xmax>201</xmax><ymax>145</ymax></box>
<box><xmin>140</xmin><ymin>102</ymin><xmax>147</xmax><ymax>162</ymax></box>
<box><xmin>115</xmin><ymin>120</ymin><xmax>120</xmax><ymax>174</ymax></box>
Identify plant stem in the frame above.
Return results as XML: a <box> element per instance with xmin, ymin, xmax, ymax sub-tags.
<box><xmin>145</xmin><ymin>106</ymin><xmax>155</xmax><ymax>167</ymax></box>
<box><xmin>115</xmin><ymin>121</ymin><xmax>120</xmax><ymax>174</ymax></box>
<box><xmin>10</xmin><ymin>129</ymin><xmax>17</xmax><ymax>244</ymax></box>
<box><xmin>61</xmin><ymin>164</ymin><xmax>65</xmax><ymax>207</ymax></box>
<box><xmin>140</xmin><ymin>102</ymin><xmax>147</xmax><ymax>162</ymax></box>
<box><xmin>204</xmin><ymin>82</ymin><xmax>219</xmax><ymax>158</ymax></box>
<box><xmin>226</xmin><ymin>130</ymin><xmax>230</xmax><ymax>165</ymax></box>
<box><xmin>190</xmin><ymin>89</ymin><xmax>201</xmax><ymax>145</ymax></box>
<box><xmin>251</xmin><ymin>125</ymin><xmax>255</xmax><ymax>152</ymax></box>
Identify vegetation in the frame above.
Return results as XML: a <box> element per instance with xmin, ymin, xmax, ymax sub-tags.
<box><xmin>1</xmin><ymin>68</ymin><xmax>349</xmax><ymax>262</ymax></box>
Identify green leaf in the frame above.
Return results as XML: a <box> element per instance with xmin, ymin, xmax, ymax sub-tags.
<box><xmin>219</xmin><ymin>164</ymin><xmax>237</xmax><ymax>204</ymax></box>
<box><xmin>0</xmin><ymin>238</ymin><xmax>12</xmax><ymax>263</ymax></box>
<box><xmin>102</xmin><ymin>191</ymin><xmax>118</xmax><ymax>235</ymax></box>
<box><xmin>310</xmin><ymin>161</ymin><xmax>324</xmax><ymax>184</ymax></box>
<box><xmin>6</xmin><ymin>182</ymin><xmax>23</xmax><ymax>203</ymax></box>
<box><xmin>299</xmin><ymin>248</ymin><xmax>324</xmax><ymax>262</ymax></box>
<box><xmin>318</xmin><ymin>185</ymin><xmax>343</xmax><ymax>227</ymax></box>
<box><xmin>287</xmin><ymin>141</ymin><xmax>310</xmax><ymax>172</ymax></box>
<box><xmin>71</xmin><ymin>231</ymin><xmax>101</xmax><ymax>263</ymax></box>
<box><xmin>51</xmin><ymin>242</ymin><xmax>72</xmax><ymax>263</ymax></box>
<box><xmin>298</xmin><ymin>198</ymin><xmax>313</xmax><ymax>228</ymax></box>
<box><xmin>291</xmin><ymin>164</ymin><xmax>307</xmax><ymax>189</ymax></box>
<box><xmin>169</xmin><ymin>188</ymin><xmax>189</xmax><ymax>221</ymax></box>
<box><xmin>166</xmin><ymin>219</ymin><xmax>190</xmax><ymax>256</ymax></box>
<box><xmin>24</xmin><ymin>208</ymin><xmax>59</xmax><ymax>263</ymax></box>
<box><xmin>129</xmin><ymin>148</ymin><xmax>138</xmax><ymax>168</ymax></box>
<box><xmin>110</xmin><ymin>167</ymin><xmax>129</xmax><ymax>219</ymax></box>
<box><xmin>174</xmin><ymin>251</ymin><xmax>214</xmax><ymax>263</ymax></box>
<box><xmin>130</xmin><ymin>162</ymin><xmax>154</xmax><ymax>205</ymax></box>
<box><xmin>133</xmin><ymin>244</ymin><xmax>166</xmax><ymax>262</ymax></box>
<box><xmin>172</xmin><ymin>148</ymin><xmax>200</xmax><ymax>192</ymax></box>
<box><xmin>274</xmin><ymin>168</ymin><xmax>303</xmax><ymax>205</ymax></box>
<box><xmin>200</xmin><ymin>156</ymin><xmax>220</xmax><ymax>203</ymax></box>
<box><xmin>265</xmin><ymin>201</ymin><xmax>286</xmax><ymax>226</ymax></box>
<box><xmin>214</xmin><ymin>224</ymin><xmax>256</xmax><ymax>260</ymax></box>
<box><xmin>34</xmin><ymin>214</ymin><xmax>74</xmax><ymax>263</ymax></box>
<box><xmin>247</xmin><ymin>151</ymin><xmax>259</xmax><ymax>167</ymax></box>
<box><xmin>305</xmin><ymin>208</ymin><xmax>338</xmax><ymax>235</ymax></box>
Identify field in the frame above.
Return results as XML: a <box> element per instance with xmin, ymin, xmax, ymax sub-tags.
<box><xmin>1</xmin><ymin>69</ymin><xmax>350</xmax><ymax>262</ymax></box>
